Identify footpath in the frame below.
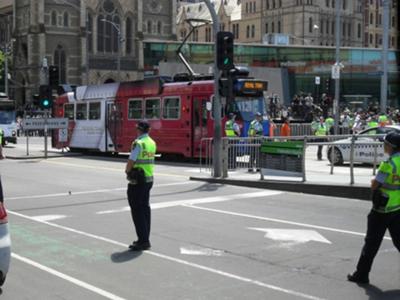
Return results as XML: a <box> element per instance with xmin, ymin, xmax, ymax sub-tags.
<box><xmin>190</xmin><ymin>145</ymin><xmax>373</xmax><ymax>201</ymax></box>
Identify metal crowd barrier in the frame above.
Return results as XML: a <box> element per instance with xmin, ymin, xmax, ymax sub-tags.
<box><xmin>200</xmin><ymin>134</ymin><xmax>384</xmax><ymax>185</ymax></box>
<box><xmin>272</xmin><ymin>124</ymin><xmax>352</xmax><ymax>137</ymax></box>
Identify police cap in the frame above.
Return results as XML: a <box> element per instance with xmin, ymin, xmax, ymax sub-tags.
<box><xmin>255</xmin><ymin>112</ymin><xmax>262</xmax><ymax>117</ymax></box>
<box><xmin>384</xmin><ymin>131</ymin><xmax>400</xmax><ymax>148</ymax></box>
<box><xmin>136</xmin><ymin>121</ymin><xmax>150</xmax><ymax>132</ymax></box>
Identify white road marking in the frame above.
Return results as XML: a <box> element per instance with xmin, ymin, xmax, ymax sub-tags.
<box><xmin>96</xmin><ymin>190</ymin><xmax>283</xmax><ymax>214</ymax></box>
<box><xmin>180</xmin><ymin>247</ymin><xmax>224</xmax><ymax>256</ymax></box>
<box><xmin>7</xmin><ymin>181</ymin><xmax>197</xmax><ymax>201</ymax></box>
<box><xmin>12</xmin><ymin>253</ymin><xmax>126</xmax><ymax>300</ymax></box>
<box><xmin>8</xmin><ymin>210</ymin><xmax>325</xmax><ymax>300</ymax></box>
<box><xmin>32</xmin><ymin>215</ymin><xmax>67</xmax><ymax>222</ymax></box>
<box><xmin>249</xmin><ymin>228</ymin><xmax>332</xmax><ymax>244</ymax></box>
<box><xmin>185</xmin><ymin>205</ymin><xmax>392</xmax><ymax>241</ymax></box>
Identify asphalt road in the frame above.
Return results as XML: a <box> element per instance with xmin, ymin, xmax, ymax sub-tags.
<box><xmin>0</xmin><ymin>155</ymin><xmax>399</xmax><ymax>299</ymax></box>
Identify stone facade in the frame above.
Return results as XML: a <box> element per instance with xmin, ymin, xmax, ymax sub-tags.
<box><xmin>11</xmin><ymin>0</ymin><xmax>176</xmax><ymax>107</ymax></box>
<box><xmin>177</xmin><ymin>0</ymin><xmax>366</xmax><ymax>47</ymax></box>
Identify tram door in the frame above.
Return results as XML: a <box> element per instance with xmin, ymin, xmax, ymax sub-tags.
<box><xmin>192</xmin><ymin>97</ymin><xmax>209</xmax><ymax>157</ymax></box>
<box><xmin>106</xmin><ymin>102</ymin><xmax>122</xmax><ymax>152</ymax></box>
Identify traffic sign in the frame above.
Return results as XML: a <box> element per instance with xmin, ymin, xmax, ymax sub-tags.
<box><xmin>315</xmin><ymin>76</ymin><xmax>320</xmax><ymax>85</ymax></box>
<box><xmin>58</xmin><ymin>128</ymin><xmax>68</xmax><ymax>142</ymax></box>
<box><xmin>23</xmin><ymin>118</ymin><xmax>68</xmax><ymax>130</ymax></box>
<box><xmin>331</xmin><ymin>65</ymin><xmax>340</xmax><ymax>79</ymax></box>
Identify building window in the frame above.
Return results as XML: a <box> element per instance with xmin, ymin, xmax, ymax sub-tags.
<box><xmin>347</xmin><ymin>23</ymin><xmax>351</xmax><ymax>37</ymax></box>
<box><xmin>266</xmin><ymin>0</ymin><xmax>269</xmax><ymax>9</ymax></box>
<box><xmin>54</xmin><ymin>45</ymin><xmax>66</xmax><ymax>84</ymax></box>
<box><xmin>392</xmin><ymin>16</ymin><xmax>395</xmax><ymax>28</ymax></box>
<box><xmin>265</xmin><ymin>23</ymin><xmax>268</xmax><ymax>33</ymax></box>
<box><xmin>343</xmin><ymin>0</ymin><xmax>346</xmax><ymax>9</ymax></box>
<box><xmin>326</xmin><ymin>0</ymin><xmax>329</xmax><ymax>7</ymax></box>
<box><xmin>273</xmin><ymin>0</ymin><xmax>276</xmax><ymax>9</ymax></box>
<box><xmin>331</xmin><ymin>20</ymin><xmax>334</xmax><ymax>35</ymax></box>
<box><xmin>369</xmin><ymin>33</ymin><xmax>373</xmax><ymax>44</ymax></box>
<box><xmin>254</xmin><ymin>1</ymin><xmax>256</xmax><ymax>11</ymax></box>
<box><xmin>246</xmin><ymin>2</ymin><xmax>248</xmax><ymax>13</ymax></box>
<box><xmin>326</xmin><ymin>20</ymin><xmax>329</xmax><ymax>34</ymax></box>
<box><xmin>342</xmin><ymin>22</ymin><xmax>346</xmax><ymax>36</ymax></box>
<box><xmin>126</xmin><ymin>17</ymin><xmax>133</xmax><ymax>54</ymax></box>
<box><xmin>278</xmin><ymin>21</ymin><xmax>281</xmax><ymax>33</ymax></box>
<box><xmin>63</xmin><ymin>12</ymin><xmax>69</xmax><ymax>27</ymax></box>
<box><xmin>51</xmin><ymin>11</ymin><xmax>57</xmax><ymax>26</ymax></box>
<box><xmin>370</xmin><ymin>13</ymin><xmax>373</xmax><ymax>24</ymax></box>
<box><xmin>87</xmin><ymin>14</ymin><xmax>93</xmax><ymax>53</ymax></box>
<box><xmin>147</xmin><ymin>20</ymin><xmax>152</xmax><ymax>34</ymax></box>
<box><xmin>251</xmin><ymin>25</ymin><xmax>255</xmax><ymax>38</ymax></box>
<box><xmin>246</xmin><ymin>25</ymin><xmax>250</xmax><ymax>38</ymax></box>
<box><xmin>96</xmin><ymin>0</ymin><xmax>121</xmax><ymax>54</ymax></box>
<box><xmin>279</xmin><ymin>0</ymin><xmax>282</xmax><ymax>7</ymax></box>
<box><xmin>309</xmin><ymin>17</ymin><xmax>313</xmax><ymax>33</ymax></box>
<box><xmin>272</xmin><ymin>22</ymin><xmax>275</xmax><ymax>33</ymax></box>
<box><xmin>157</xmin><ymin>21</ymin><xmax>162</xmax><ymax>34</ymax></box>
<box><xmin>357</xmin><ymin>23</ymin><xmax>361</xmax><ymax>38</ymax></box>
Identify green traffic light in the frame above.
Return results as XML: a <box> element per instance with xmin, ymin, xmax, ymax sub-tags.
<box><xmin>224</xmin><ymin>58</ymin><xmax>230</xmax><ymax>65</ymax></box>
<box><xmin>42</xmin><ymin>99</ymin><xmax>50</xmax><ymax>107</ymax></box>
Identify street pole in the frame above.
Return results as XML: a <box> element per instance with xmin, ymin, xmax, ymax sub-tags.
<box><xmin>202</xmin><ymin>0</ymin><xmax>221</xmax><ymax>178</ymax></box>
<box><xmin>117</xmin><ymin>30</ymin><xmax>121</xmax><ymax>82</ymax></box>
<box><xmin>380</xmin><ymin>0</ymin><xmax>390</xmax><ymax>112</ymax></box>
<box><xmin>4</xmin><ymin>47</ymin><xmax>8</xmax><ymax>96</ymax></box>
<box><xmin>333</xmin><ymin>0</ymin><xmax>341</xmax><ymax>135</ymax></box>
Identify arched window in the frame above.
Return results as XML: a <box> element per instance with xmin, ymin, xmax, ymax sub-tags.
<box><xmin>357</xmin><ymin>23</ymin><xmax>361</xmax><ymax>38</ymax></box>
<box><xmin>54</xmin><ymin>45</ymin><xmax>66</xmax><ymax>84</ymax></box>
<box><xmin>147</xmin><ymin>20</ymin><xmax>152</xmax><ymax>34</ymax></box>
<box><xmin>278</xmin><ymin>21</ymin><xmax>281</xmax><ymax>33</ymax></box>
<box><xmin>126</xmin><ymin>17</ymin><xmax>133</xmax><ymax>54</ymax></box>
<box><xmin>63</xmin><ymin>12</ymin><xmax>69</xmax><ymax>27</ymax></box>
<box><xmin>51</xmin><ymin>11</ymin><xmax>57</xmax><ymax>26</ymax></box>
<box><xmin>309</xmin><ymin>17</ymin><xmax>313</xmax><ymax>33</ymax></box>
<box><xmin>96</xmin><ymin>0</ymin><xmax>121</xmax><ymax>53</ymax></box>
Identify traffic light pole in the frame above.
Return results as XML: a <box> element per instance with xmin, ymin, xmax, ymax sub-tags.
<box><xmin>203</xmin><ymin>0</ymin><xmax>222</xmax><ymax>178</ymax></box>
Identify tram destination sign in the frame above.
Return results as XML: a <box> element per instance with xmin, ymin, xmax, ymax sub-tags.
<box><xmin>23</xmin><ymin>118</ymin><xmax>68</xmax><ymax>130</ymax></box>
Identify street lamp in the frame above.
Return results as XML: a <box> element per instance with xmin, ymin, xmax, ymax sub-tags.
<box><xmin>101</xmin><ymin>19</ymin><xmax>124</xmax><ymax>82</ymax></box>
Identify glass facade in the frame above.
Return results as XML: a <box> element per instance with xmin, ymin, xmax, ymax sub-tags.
<box><xmin>144</xmin><ymin>42</ymin><xmax>400</xmax><ymax>107</ymax></box>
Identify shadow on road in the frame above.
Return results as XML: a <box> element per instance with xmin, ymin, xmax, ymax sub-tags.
<box><xmin>111</xmin><ymin>250</ymin><xmax>142</xmax><ymax>263</ymax></box>
<box><xmin>360</xmin><ymin>284</ymin><xmax>400</xmax><ymax>300</ymax></box>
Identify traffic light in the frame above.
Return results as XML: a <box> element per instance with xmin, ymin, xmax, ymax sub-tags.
<box><xmin>216</xmin><ymin>31</ymin><xmax>234</xmax><ymax>70</ymax></box>
<box><xmin>219</xmin><ymin>76</ymin><xmax>233</xmax><ymax>98</ymax></box>
<box><xmin>39</xmin><ymin>85</ymin><xmax>53</xmax><ymax>109</ymax></box>
<box><xmin>48</xmin><ymin>65</ymin><xmax>59</xmax><ymax>88</ymax></box>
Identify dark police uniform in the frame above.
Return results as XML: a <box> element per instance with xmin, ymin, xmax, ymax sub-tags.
<box><xmin>348</xmin><ymin>132</ymin><xmax>400</xmax><ymax>284</ymax></box>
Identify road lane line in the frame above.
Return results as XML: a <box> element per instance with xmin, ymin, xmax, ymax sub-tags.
<box><xmin>43</xmin><ymin>160</ymin><xmax>188</xmax><ymax>178</ymax></box>
<box><xmin>184</xmin><ymin>205</ymin><xmax>392</xmax><ymax>241</ymax></box>
<box><xmin>96</xmin><ymin>190</ymin><xmax>283</xmax><ymax>214</ymax></box>
<box><xmin>7</xmin><ymin>181</ymin><xmax>197</xmax><ymax>201</ymax></box>
<box><xmin>8</xmin><ymin>210</ymin><xmax>324</xmax><ymax>300</ymax></box>
<box><xmin>11</xmin><ymin>253</ymin><xmax>126</xmax><ymax>300</ymax></box>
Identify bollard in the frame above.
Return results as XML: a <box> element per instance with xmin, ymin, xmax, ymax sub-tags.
<box><xmin>302</xmin><ymin>136</ymin><xmax>307</xmax><ymax>182</ymax></box>
<box><xmin>330</xmin><ymin>136</ymin><xmax>335</xmax><ymax>175</ymax></box>
<box><xmin>222</xmin><ymin>138</ymin><xmax>228</xmax><ymax>178</ymax></box>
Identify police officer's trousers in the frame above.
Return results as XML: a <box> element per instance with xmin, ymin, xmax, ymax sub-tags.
<box><xmin>127</xmin><ymin>182</ymin><xmax>153</xmax><ymax>243</ymax></box>
<box><xmin>356</xmin><ymin>209</ymin><xmax>400</xmax><ymax>275</ymax></box>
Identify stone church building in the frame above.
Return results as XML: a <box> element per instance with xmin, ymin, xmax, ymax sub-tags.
<box><xmin>12</xmin><ymin>0</ymin><xmax>176</xmax><ymax>107</ymax></box>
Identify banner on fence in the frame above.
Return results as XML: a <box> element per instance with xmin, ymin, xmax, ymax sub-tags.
<box><xmin>260</xmin><ymin>140</ymin><xmax>304</xmax><ymax>179</ymax></box>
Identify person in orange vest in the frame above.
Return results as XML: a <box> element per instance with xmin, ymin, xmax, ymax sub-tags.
<box><xmin>280</xmin><ymin>118</ymin><xmax>291</xmax><ymax>137</ymax></box>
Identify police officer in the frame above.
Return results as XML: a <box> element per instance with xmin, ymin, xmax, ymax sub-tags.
<box><xmin>247</xmin><ymin>112</ymin><xmax>263</xmax><ymax>172</ymax></box>
<box><xmin>348</xmin><ymin>132</ymin><xmax>400</xmax><ymax>284</ymax></box>
<box><xmin>125</xmin><ymin>121</ymin><xmax>156</xmax><ymax>251</ymax></box>
<box><xmin>225</xmin><ymin>113</ymin><xmax>240</xmax><ymax>170</ymax></box>
<box><xmin>312</xmin><ymin>116</ymin><xmax>328</xmax><ymax>160</ymax></box>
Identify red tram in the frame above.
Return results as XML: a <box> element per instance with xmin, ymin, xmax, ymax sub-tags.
<box><xmin>52</xmin><ymin>76</ymin><xmax>268</xmax><ymax>157</ymax></box>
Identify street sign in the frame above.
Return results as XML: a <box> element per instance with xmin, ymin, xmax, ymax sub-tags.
<box><xmin>315</xmin><ymin>76</ymin><xmax>320</xmax><ymax>85</ymax></box>
<box><xmin>331</xmin><ymin>65</ymin><xmax>340</xmax><ymax>79</ymax></box>
<box><xmin>58</xmin><ymin>128</ymin><xmax>68</xmax><ymax>142</ymax></box>
<box><xmin>23</xmin><ymin>118</ymin><xmax>68</xmax><ymax>130</ymax></box>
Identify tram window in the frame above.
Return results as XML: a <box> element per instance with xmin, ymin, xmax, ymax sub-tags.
<box><xmin>128</xmin><ymin>99</ymin><xmax>143</xmax><ymax>119</ymax></box>
<box><xmin>64</xmin><ymin>103</ymin><xmax>74</xmax><ymax>120</ymax></box>
<box><xmin>76</xmin><ymin>103</ymin><xmax>87</xmax><ymax>120</ymax></box>
<box><xmin>163</xmin><ymin>97</ymin><xmax>180</xmax><ymax>119</ymax></box>
<box><xmin>145</xmin><ymin>98</ymin><xmax>160</xmax><ymax>119</ymax></box>
<box><xmin>89</xmin><ymin>102</ymin><xmax>100</xmax><ymax>120</ymax></box>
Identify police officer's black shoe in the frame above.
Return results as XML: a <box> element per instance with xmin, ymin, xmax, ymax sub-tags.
<box><xmin>347</xmin><ymin>272</ymin><xmax>369</xmax><ymax>284</ymax></box>
<box><xmin>128</xmin><ymin>241</ymin><xmax>139</xmax><ymax>249</ymax></box>
<box><xmin>129</xmin><ymin>241</ymin><xmax>151</xmax><ymax>251</ymax></box>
